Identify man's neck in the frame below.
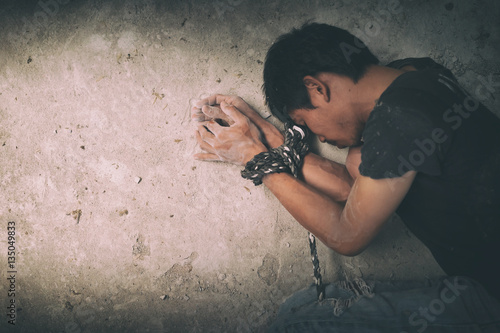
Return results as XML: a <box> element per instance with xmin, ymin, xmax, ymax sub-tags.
<box><xmin>352</xmin><ymin>65</ymin><xmax>410</xmax><ymax>123</ymax></box>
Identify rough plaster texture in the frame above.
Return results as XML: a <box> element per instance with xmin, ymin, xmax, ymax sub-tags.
<box><xmin>0</xmin><ymin>0</ymin><xmax>499</xmax><ymax>332</ymax></box>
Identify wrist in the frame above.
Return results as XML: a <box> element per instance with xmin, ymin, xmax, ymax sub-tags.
<box><xmin>243</xmin><ymin>144</ymin><xmax>268</xmax><ymax>165</ymax></box>
<box><xmin>241</xmin><ymin>122</ymin><xmax>310</xmax><ymax>186</ymax></box>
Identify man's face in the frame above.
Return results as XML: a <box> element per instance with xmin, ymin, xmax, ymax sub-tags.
<box><xmin>289</xmin><ymin>103</ymin><xmax>364</xmax><ymax>149</ymax></box>
<box><xmin>288</xmin><ymin>73</ymin><xmax>366</xmax><ymax>149</ymax></box>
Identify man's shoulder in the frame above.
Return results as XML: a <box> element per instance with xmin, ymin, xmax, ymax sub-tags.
<box><xmin>386</xmin><ymin>57</ymin><xmax>453</xmax><ymax>75</ymax></box>
<box><xmin>367</xmin><ymin>84</ymin><xmax>444</xmax><ymax>135</ymax></box>
<box><xmin>380</xmin><ymin>73</ymin><xmax>458</xmax><ymax>107</ymax></box>
<box><xmin>370</xmin><ymin>60</ymin><xmax>466</xmax><ymax>128</ymax></box>
<box><xmin>359</xmin><ymin>64</ymin><xmax>460</xmax><ymax>179</ymax></box>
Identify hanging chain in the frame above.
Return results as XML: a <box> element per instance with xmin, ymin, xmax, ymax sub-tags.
<box><xmin>308</xmin><ymin>232</ymin><xmax>325</xmax><ymax>301</ymax></box>
<box><xmin>242</xmin><ymin>121</ymin><xmax>325</xmax><ymax>301</ymax></box>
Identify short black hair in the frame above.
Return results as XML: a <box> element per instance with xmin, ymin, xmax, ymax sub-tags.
<box><xmin>263</xmin><ymin>22</ymin><xmax>379</xmax><ymax>122</ymax></box>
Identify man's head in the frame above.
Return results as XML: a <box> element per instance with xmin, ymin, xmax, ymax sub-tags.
<box><xmin>263</xmin><ymin>23</ymin><xmax>379</xmax><ymax>147</ymax></box>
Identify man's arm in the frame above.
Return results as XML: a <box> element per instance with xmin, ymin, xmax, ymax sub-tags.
<box><xmin>192</xmin><ymin>95</ymin><xmax>354</xmax><ymax>202</ymax></box>
<box><xmin>262</xmin><ymin>170</ymin><xmax>416</xmax><ymax>255</ymax></box>
<box><xmin>300</xmin><ymin>153</ymin><xmax>353</xmax><ymax>202</ymax></box>
<box><xmin>192</xmin><ymin>98</ymin><xmax>417</xmax><ymax>255</ymax></box>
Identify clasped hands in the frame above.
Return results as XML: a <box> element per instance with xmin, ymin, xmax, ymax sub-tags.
<box><xmin>192</xmin><ymin>95</ymin><xmax>285</xmax><ymax>166</ymax></box>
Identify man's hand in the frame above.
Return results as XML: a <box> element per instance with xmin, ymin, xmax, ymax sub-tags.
<box><xmin>191</xmin><ymin>104</ymin><xmax>235</xmax><ymax>127</ymax></box>
<box><xmin>193</xmin><ymin>95</ymin><xmax>284</xmax><ymax>149</ymax></box>
<box><xmin>194</xmin><ymin>101</ymin><xmax>268</xmax><ymax>165</ymax></box>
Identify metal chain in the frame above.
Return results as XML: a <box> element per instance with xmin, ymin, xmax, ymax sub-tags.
<box><xmin>241</xmin><ymin>122</ymin><xmax>309</xmax><ymax>185</ymax></box>
<box><xmin>308</xmin><ymin>232</ymin><xmax>325</xmax><ymax>301</ymax></box>
<box><xmin>241</xmin><ymin>122</ymin><xmax>325</xmax><ymax>302</ymax></box>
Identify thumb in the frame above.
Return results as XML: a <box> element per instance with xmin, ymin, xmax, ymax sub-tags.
<box><xmin>219</xmin><ymin>101</ymin><xmax>244</xmax><ymax>124</ymax></box>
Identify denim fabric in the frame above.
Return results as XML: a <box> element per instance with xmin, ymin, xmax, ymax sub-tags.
<box><xmin>267</xmin><ymin>276</ymin><xmax>500</xmax><ymax>333</ymax></box>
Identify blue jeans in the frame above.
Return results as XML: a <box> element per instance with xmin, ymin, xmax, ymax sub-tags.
<box><xmin>267</xmin><ymin>276</ymin><xmax>500</xmax><ymax>332</ymax></box>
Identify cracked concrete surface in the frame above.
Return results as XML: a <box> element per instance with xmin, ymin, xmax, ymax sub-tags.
<box><xmin>0</xmin><ymin>0</ymin><xmax>499</xmax><ymax>332</ymax></box>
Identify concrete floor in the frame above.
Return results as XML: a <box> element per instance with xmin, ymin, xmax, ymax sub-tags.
<box><xmin>0</xmin><ymin>0</ymin><xmax>499</xmax><ymax>332</ymax></box>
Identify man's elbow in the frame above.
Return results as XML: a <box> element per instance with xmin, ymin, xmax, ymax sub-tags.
<box><xmin>325</xmin><ymin>238</ymin><xmax>367</xmax><ymax>257</ymax></box>
<box><xmin>338</xmin><ymin>246</ymin><xmax>365</xmax><ymax>257</ymax></box>
<box><xmin>337</xmin><ymin>182</ymin><xmax>352</xmax><ymax>202</ymax></box>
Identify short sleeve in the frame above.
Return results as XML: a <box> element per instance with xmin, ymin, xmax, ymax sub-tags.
<box><xmin>359</xmin><ymin>98</ymin><xmax>451</xmax><ymax>179</ymax></box>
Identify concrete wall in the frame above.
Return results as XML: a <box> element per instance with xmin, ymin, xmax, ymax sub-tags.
<box><xmin>1</xmin><ymin>0</ymin><xmax>498</xmax><ymax>332</ymax></box>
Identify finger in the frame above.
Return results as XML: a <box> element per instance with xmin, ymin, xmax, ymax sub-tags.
<box><xmin>219</xmin><ymin>101</ymin><xmax>247</xmax><ymax>124</ymax></box>
<box><xmin>201</xmin><ymin>105</ymin><xmax>235</xmax><ymax>126</ymax></box>
<box><xmin>191</xmin><ymin>106</ymin><xmax>207</xmax><ymax>122</ymax></box>
<box><xmin>193</xmin><ymin>152</ymin><xmax>221</xmax><ymax>162</ymax></box>
<box><xmin>201</xmin><ymin>105</ymin><xmax>222</xmax><ymax>118</ymax></box>
<box><xmin>194</xmin><ymin>94</ymin><xmax>236</xmax><ymax>108</ymax></box>
<box><xmin>213</xmin><ymin>94</ymin><xmax>235</xmax><ymax>106</ymax></box>
<box><xmin>195</xmin><ymin>130</ymin><xmax>216</xmax><ymax>153</ymax></box>
<box><xmin>194</xmin><ymin>95</ymin><xmax>219</xmax><ymax>108</ymax></box>
<box><xmin>197</xmin><ymin>124</ymin><xmax>216</xmax><ymax>144</ymax></box>
<box><xmin>204</xmin><ymin>120</ymin><xmax>222</xmax><ymax>137</ymax></box>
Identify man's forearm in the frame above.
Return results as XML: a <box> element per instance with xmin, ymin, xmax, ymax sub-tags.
<box><xmin>262</xmin><ymin>171</ymin><xmax>356</xmax><ymax>254</ymax></box>
<box><xmin>300</xmin><ymin>152</ymin><xmax>354</xmax><ymax>202</ymax></box>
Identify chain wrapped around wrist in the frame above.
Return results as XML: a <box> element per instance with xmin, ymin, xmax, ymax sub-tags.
<box><xmin>241</xmin><ymin>122</ymin><xmax>310</xmax><ymax>185</ymax></box>
<box><xmin>242</xmin><ymin>121</ymin><xmax>325</xmax><ymax>301</ymax></box>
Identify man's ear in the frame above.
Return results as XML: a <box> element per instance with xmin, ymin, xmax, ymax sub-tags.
<box><xmin>303</xmin><ymin>75</ymin><xmax>330</xmax><ymax>103</ymax></box>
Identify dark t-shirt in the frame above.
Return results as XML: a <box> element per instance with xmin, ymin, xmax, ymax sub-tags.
<box><xmin>359</xmin><ymin>58</ymin><xmax>500</xmax><ymax>299</ymax></box>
